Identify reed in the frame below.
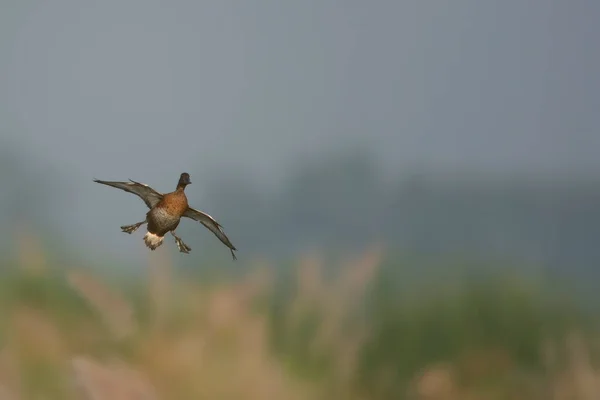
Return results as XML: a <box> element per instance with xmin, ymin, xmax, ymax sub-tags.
<box><xmin>0</xmin><ymin>233</ymin><xmax>597</xmax><ymax>399</ymax></box>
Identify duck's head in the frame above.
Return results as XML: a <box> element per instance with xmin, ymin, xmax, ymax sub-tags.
<box><xmin>177</xmin><ymin>172</ymin><xmax>192</xmax><ymax>188</ymax></box>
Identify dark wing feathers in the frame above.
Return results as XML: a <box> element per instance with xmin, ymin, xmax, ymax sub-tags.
<box><xmin>183</xmin><ymin>207</ymin><xmax>237</xmax><ymax>260</ymax></box>
<box><xmin>93</xmin><ymin>179</ymin><xmax>164</xmax><ymax>209</ymax></box>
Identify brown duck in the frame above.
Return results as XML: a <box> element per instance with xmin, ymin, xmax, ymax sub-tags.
<box><xmin>94</xmin><ymin>172</ymin><xmax>237</xmax><ymax>260</ymax></box>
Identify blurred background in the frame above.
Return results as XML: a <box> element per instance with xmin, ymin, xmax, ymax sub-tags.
<box><xmin>1</xmin><ymin>1</ymin><xmax>599</xmax><ymax>398</ymax></box>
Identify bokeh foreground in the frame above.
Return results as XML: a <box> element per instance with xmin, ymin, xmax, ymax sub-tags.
<box><xmin>0</xmin><ymin>232</ymin><xmax>599</xmax><ymax>399</ymax></box>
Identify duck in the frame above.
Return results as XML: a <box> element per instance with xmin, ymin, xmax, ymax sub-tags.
<box><xmin>94</xmin><ymin>172</ymin><xmax>237</xmax><ymax>260</ymax></box>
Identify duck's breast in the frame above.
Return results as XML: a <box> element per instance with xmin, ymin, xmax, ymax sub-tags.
<box><xmin>147</xmin><ymin>205</ymin><xmax>181</xmax><ymax>235</ymax></box>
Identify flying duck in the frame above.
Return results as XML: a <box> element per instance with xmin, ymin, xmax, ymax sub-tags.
<box><xmin>94</xmin><ymin>172</ymin><xmax>237</xmax><ymax>260</ymax></box>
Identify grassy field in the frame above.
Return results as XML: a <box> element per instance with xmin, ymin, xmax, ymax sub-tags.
<box><xmin>0</xmin><ymin>235</ymin><xmax>599</xmax><ymax>399</ymax></box>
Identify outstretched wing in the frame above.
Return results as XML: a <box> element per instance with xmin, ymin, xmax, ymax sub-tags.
<box><xmin>183</xmin><ymin>207</ymin><xmax>237</xmax><ymax>260</ymax></box>
<box><xmin>93</xmin><ymin>179</ymin><xmax>164</xmax><ymax>209</ymax></box>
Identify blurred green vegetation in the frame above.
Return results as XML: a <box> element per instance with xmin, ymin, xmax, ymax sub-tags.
<box><xmin>268</xmin><ymin>256</ymin><xmax>594</xmax><ymax>398</ymax></box>
<box><xmin>0</xmin><ymin>250</ymin><xmax>597</xmax><ymax>399</ymax></box>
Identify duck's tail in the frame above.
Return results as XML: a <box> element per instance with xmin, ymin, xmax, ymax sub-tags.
<box><xmin>143</xmin><ymin>232</ymin><xmax>164</xmax><ymax>250</ymax></box>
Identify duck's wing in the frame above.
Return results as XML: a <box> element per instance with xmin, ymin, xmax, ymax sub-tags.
<box><xmin>183</xmin><ymin>207</ymin><xmax>237</xmax><ymax>260</ymax></box>
<box><xmin>94</xmin><ymin>179</ymin><xmax>164</xmax><ymax>209</ymax></box>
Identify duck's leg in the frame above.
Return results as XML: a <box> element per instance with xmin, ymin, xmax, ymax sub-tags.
<box><xmin>121</xmin><ymin>220</ymin><xmax>146</xmax><ymax>234</ymax></box>
<box><xmin>171</xmin><ymin>231</ymin><xmax>192</xmax><ymax>254</ymax></box>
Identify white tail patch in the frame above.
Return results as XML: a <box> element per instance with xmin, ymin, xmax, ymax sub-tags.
<box><xmin>143</xmin><ymin>232</ymin><xmax>164</xmax><ymax>250</ymax></box>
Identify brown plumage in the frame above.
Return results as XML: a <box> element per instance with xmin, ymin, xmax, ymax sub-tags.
<box><xmin>94</xmin><ymin>172</ymin><xmax>237</xmax><ymax>260</ymax></box>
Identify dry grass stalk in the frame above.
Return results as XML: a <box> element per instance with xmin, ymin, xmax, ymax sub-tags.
<box><xmin>0</xmin><ymin>348</ymin><xmax>20</xmax><ymax>400</ymax></box>
<box><xmin>67</xmin><ymin>271</ymin><xmax>136</xmax><ymax>340</ymax></box>
<box><xmin>10</xmin><ymin>307</ymin><xmax>65</xmax><ymax>363</ymax></box>
<box><xmin>308</xmin><ymin>246</ymin><xmax>381</xmax><ymax>367</ymax></box>
<box><xmin>135</xmin><ymin>284</ymin><xmax>313</xmax><ymax>400</ymax></box>
<box><xmin>240</xmin><ymin>262</ymin><xmax>274</xmax><ymax>300</ymax></box>
<box><xmin>562</xmin><ymin>333</ymin><xmax>600</xmax><ymax>400</ymax></box>
<box><xmin>0</xmin><ymin>384</ymin><xmax>17</xmax><ymax>400</ymax></box>
<box><xmin>336</xmin><ymin>244</ymin><xmax>383</xmax><ymax>300</ymax></box>
<box><xmin>146</xmin><ymin>251</ymin><xmax>173</xmax><ymax>335</ymax></box>
<box><xmin>71</xmin><ymin>356</ymin><xmax>158</xmax><ymax>400</ymax></box>
<box><xmin>206</xmin><ymin>286</ymin><xmax>247</xmax><ymax>333</ymax></box>
<box><xmin>296</xmin><ymin>254</ymin><xmax>324</xmax><ymax>301</ymax></box>
<box><xmin>412</xmin><ymin>363</ymin><xmax>457</xmax><ymax>400</ymax></box>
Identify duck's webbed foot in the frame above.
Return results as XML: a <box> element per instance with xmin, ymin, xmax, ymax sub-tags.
<box><xmin>171</xmin><ymin>231</ymin><xmax>192</xmax><ymax>254</ymax></box>
<box><xmin>121</xmin><ymin>221</ymin><xmax>146</xmax><ymax>234</ymax></box>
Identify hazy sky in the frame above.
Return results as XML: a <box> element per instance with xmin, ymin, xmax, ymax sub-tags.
<box><xmin>2</xmin><ymin>0</ymin><xmax>599</xmax><ymax>176</ymax></box>
<box><xmin>1</xmin><ymin>1</ymin><xmax>598</xmax><ymax>261</ymax></box>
